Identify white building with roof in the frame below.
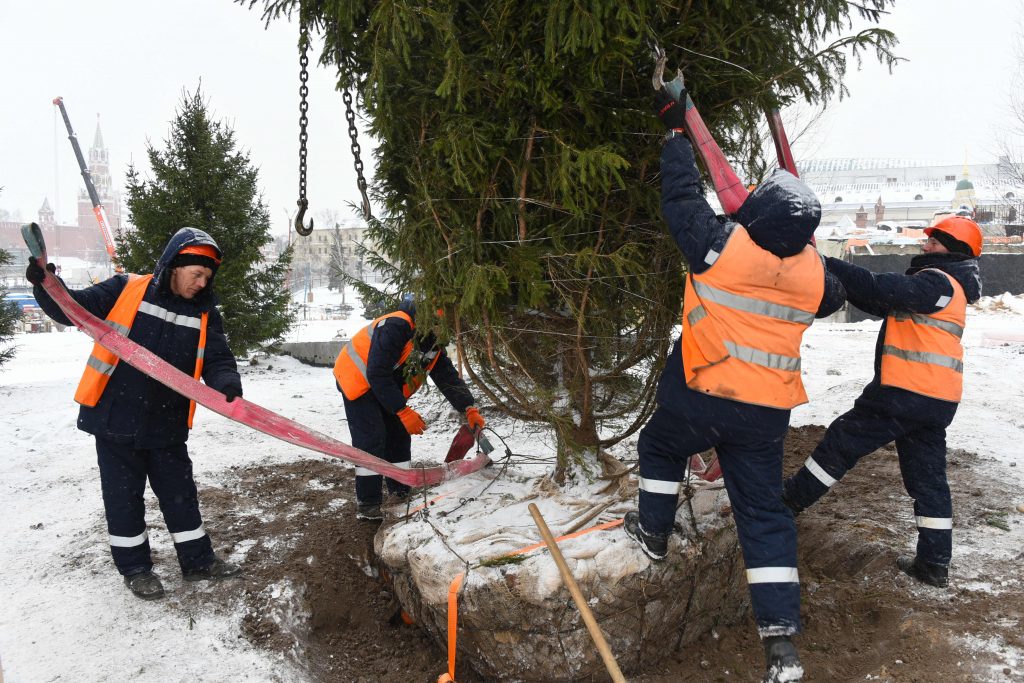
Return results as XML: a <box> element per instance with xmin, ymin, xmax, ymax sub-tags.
<box><xmin>799</xmin><ymin>157</ymin><xmax>1023</xmax><ymax>230</ymax></box>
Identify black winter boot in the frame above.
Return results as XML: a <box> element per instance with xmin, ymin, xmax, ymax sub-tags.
<box><xmin>124</xmin><ymin>571</ymin><xmax>166</xmax><ymax>600</ymax></box>
<box><xmin>623</xmin><ymin>511</ymin><xmax>668</xmax><ymax>560</ymax></box>
<box><xmin>780</xmin><ymin>490</ymin><xmax>804</xmax><ymax>517</ymax></box>
<box><xmin>897</xmin><ymin>555</ymin><xmax>948</xmax><ymax>588</ymax></box>
<box><xmin>183</xmin><ymin>557</ymin><xmax>242</xmax><ymax>582</ymax></box>
<box><xmin>356</xmin><ymin>503</ymin><xmax>384</xmax><ymax>521</ymax></box>
<box><xmin>762</xmin><ymin>636</ymin><xmax>804</xmax><ymax>682</ymax></box>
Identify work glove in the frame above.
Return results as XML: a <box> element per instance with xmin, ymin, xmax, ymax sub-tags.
<box><xmin>654</xmin><ymin>88</ymin><xmax>687</xmax><ymax>132</ymax></box>
<box><xmin>222</xmin><ymin>384</ymin><xmax>243</xmax><ymax>403</ymax></box>
<box><xmin>397</xmin><ymin>406</ymin><xmax>426</xmax><ymax>435</ymax></box>
<box><xmin>26</xmin><ymin>257</ymin><xmax>56</xmax><ymax>285</ymax></box>
<box><xmin>465</xmin><ymin>406</ymin><xmax>486</xmax><ymax>431</ymax></box>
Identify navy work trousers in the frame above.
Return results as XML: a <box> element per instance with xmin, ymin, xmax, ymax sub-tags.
<box><xmin>638</xmin><ymin>382</ymin><xmax>799</xmax><ymax>637</ymax></box>
<box><xmin>343</xmin><ymin>392</ymin><xmax>412</xmax><ymax>505</ymax></box>
<box><xmin>783</xmin><ymin>394</ymin><xmax>954</xmax><ymax>566</ymax></box>
<box><xmin>96</xmin><ymin>437</ymin><xmax>214</xmax><ymax>576</ymax></box>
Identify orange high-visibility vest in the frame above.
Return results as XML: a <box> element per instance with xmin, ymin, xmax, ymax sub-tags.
<box><xmin>880</xmin><ymin>270</ymin><xmax>966</xmax><ymax>402</ymax></box>
<box><xmin>333</xmin><ymin>311</ymin><xmax>441</xmax><ymax>401</ymax></box>
<box><xmin>74</xmin><ymin>274</ymin><xmax>210</xmax><ymax>428</ymax></box>
<box><xmin>681</xmin><ymin>226</ymin><xmax>824</xmax><ymax>409</ymax></box>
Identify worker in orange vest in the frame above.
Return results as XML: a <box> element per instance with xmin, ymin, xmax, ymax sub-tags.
<box><xmin>333</xmin><ymin>295</ymin><xmax>485</xmax><ymax>521</ymax></box>
<box><xmin>623</xmin><ymin>86</ymin><xmax>847</xmax><ymax>683</ymax></box>
<box><xmin>783</xmin><ymin>217</ymin><xmax>983</xmax><ymax>589</ymax></box>
<box><xmin>26</xmin><ymin>228</ymin><xmax>244</xmax><ymax>601</ymax></box>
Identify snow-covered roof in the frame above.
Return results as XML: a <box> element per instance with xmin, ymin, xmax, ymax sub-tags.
<box><xmin>808</xmin><ymin>180</ymin><xmax>1019</xmax><ymax>206</ymax></box>
<box><xmin>799</xmin><ymin>158</ymin><xmax>954</xmax><ymax>173</ymax></box>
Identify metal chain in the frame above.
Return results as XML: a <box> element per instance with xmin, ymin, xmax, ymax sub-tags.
<box><xmin>342</xmin><ymin>85</ymin><xmax>372</xmax><ymax>220</ymax></box>
<box><xmin>295</xmin><ymin>21</ymin><xmax>313</xmax><ymax>236</ymax></box>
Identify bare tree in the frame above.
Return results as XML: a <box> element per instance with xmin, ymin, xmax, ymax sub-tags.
<box><xmin>327</xmin><ymin>223</ymin><xmax>348</xmax><ymax>300</ymax></box>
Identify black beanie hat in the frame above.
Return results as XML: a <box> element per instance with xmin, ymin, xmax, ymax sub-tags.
<box><xmin>929</xmin><ymin>229</ymin><xmax>973</xmax><ymax>256</ymax></box>
<box><xmin>170</xmin><ymin>252</ymin><xmax>220</xmax><ymax>273</ymax></box>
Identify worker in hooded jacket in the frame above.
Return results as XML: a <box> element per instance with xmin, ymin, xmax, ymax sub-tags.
<box><xmin>623</xmin><ymin>87</ymin><xmax>847</xmax><ymax>683</ymax></box>
<box><xmin>783</xmin><ymin>216</ymin><xmax>983</xmax><ymax>589</ymax></box>
<box><xmin>333</xmin><ymin>296</ymin><xmax>485</xmax><ymax>521</ymax></box>
<box><xmin>26</xmin><ymin>227</ymin><xmax>243</xmax><ymax>601</ymax></box>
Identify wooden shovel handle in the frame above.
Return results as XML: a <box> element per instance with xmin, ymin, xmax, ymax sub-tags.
<box><xmin>528</xmin><ymin>503</ymin><xmax>627</xmax><ymax>683</ymax></box>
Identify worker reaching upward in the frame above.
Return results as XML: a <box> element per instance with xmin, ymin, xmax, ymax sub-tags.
<box><xmin>623</xmin><ymin>85</ymin><xmax>846</xmax><ymax>683</ymax></box>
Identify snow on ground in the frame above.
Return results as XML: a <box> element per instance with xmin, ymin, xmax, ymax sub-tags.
<box><xmin>286</xmin><ymin>285</ymin><xmax>370</xmax><ymax>344</ymax></box>
<box><xmin>1</xmin><ymin>293</ymin><xmax>1022</xmax><ymax>681</ymax></box>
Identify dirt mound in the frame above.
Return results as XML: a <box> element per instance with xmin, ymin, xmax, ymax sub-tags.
<box><xmin>190</xmin><ymin>426</ymin><xmax>1024</xmax><ymax>682</ymax></box>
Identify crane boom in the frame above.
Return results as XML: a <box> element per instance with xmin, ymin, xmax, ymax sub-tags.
<box><xmin>52</xmin><ymin>96</ymin><xmax>118</xmax><ymax>265</ymax></box>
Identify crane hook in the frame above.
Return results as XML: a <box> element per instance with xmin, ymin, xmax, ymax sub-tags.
<box><xmin>295</xmin><ymin>19</ymin><xmax>313</xmax><ymax>237</ymax></box>
<box><xmin>295</xmin><ymin>198</ymin><xmax>313</xmax><ymax>236</ymax></box>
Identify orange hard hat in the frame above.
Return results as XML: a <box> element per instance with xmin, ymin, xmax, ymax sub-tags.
<box><xmin>925</xmin><ymin>216</ymin><xmax>982</xmax><ymax>257</ymax></box>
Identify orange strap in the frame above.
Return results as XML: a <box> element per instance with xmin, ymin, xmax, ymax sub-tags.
<box><xmin>441</xmin><ymin>572</ymin><xmax>465</xmax><ymax>683</ymax></box>
<box><xmin>437</xmin><ymin>517</ymin><xmax>624</xmax><ymax>681</ymax></box>
<box><xmin>500</xmin><ymin>517</ymin><xmax>624</xmax><ymax>559</ymax></box>
<box><xmin>409</xmin><ymin>491</ymin><xmax>457</xmax><ymax>516</ymax></box>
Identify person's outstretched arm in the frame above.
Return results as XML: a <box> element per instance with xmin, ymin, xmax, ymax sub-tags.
<box><xmin>660</xmin><ymin>136</ymin><xmax>732</xmax><ymax>273</ymax></box>
<box><xmin>826</xmin><ymin>257</ymin><xmax>952</xmax><ymax>317</ymax></box>
<box><xmin>427</xmin><ymin>352</ymin><xmax>475</xmax><ymax>413</ymax></box>
<box><xmin>29</xmin><ymin>262</ymin><xmax>128</xmax><ymax>325</ymax></box>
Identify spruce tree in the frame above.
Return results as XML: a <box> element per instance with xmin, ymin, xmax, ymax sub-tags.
<box><xmin>119</xmin><ymin>88</ymin><xmax>293</xmax><ymax>356</ymax></box>
<box><xmin>0</xmin><ymin>248</ymin><xmax>20</xmax><ymax>367</ymax></box>
<box><xmin>249</xmin><ymin>0</ymin><xmax>898</xmax><ymax>476</ymax></box>
<box><xmin>0</xmin><ymin>188</ymin><xmax>21</xmax><ymax>367</ymax></box>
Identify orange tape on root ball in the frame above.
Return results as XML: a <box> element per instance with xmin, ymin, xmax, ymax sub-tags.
<box><xmin>437</xmin><ymin>572</ymin><xmax>465</xmax><ymax>683</ymax></box>
<box><xmin>501</xmin><ymin>517</ymin><xmax>624</xmax><ymax>559</ymax></box>
<box><xmin>436</xmin><ymin>518</ymin><xmax>625</xmax><ymax>681</ymax></box>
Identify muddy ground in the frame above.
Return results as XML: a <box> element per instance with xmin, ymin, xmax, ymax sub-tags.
<box><xmin>192</xmin><ymin>425</ymin><xmax>1024</xmax><ymax>682</ymax></box>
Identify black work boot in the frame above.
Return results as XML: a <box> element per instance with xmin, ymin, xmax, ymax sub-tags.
<box><xmin>780</xmin><ymin>482</ymin><xmax>805</xmax><ymax>517</ymax></box>
<box><xmin>124</xmin><ymin>571</ymin><xmax>166</xmax><ymax>600</ymax></box>
<box><xmin>183</xmin><ymin>557</ymin><xmax>242</xmax><ymax>582</ymax></box>
<box><xmin>781</xmin><ymin>493</ymin><xmax>804</xmax><ymax>517</ymax></box>
<box><xmin>623</xmin><ymin>511</ymin><xmax>668</xmax><ymax>560</ymax></box>
<box><xmin>897</xmin><ymin>555</ymin><xmax>948</xmax><ymax>588</ymax></box>
<box><xmin>762</xmin><ymin>635</ymin><xmax>804</xmax><ymax>682</ymax></box>
<box><xmin>356</xmin><ymin>503</ymin><xmax>384</xmax><ymax>521</ymax></box>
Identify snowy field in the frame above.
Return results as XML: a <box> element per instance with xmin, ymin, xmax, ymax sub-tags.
<box><xmin>0</xmin><ymin>293</ymin><xmax>1022</xmax><ymax>681</ymax></box>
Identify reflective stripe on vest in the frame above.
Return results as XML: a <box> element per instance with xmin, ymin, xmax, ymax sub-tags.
<box><xmin>75</xmin><ymin>274</ymin><xmax>210</xmax><ymax>428</ymax></box>
<box><xmin>680</xmin><ymin>226</ymin><xmax>824</xmax><ymax>409</ymax></box>
<box><xmin>880</xmin><ymin>269</ymin><xmax>967</xmax><ymax>402</ymax></box>
<box><xmin>333</xmin><ymin>311</ymin><xmax>442</xmax><ymax>401</ymax></box>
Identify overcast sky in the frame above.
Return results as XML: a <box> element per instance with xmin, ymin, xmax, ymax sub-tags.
<box><xmin>1</xmin><ymin>1</ymin><xmax>1021</xmax><ymax>235</ymax></box>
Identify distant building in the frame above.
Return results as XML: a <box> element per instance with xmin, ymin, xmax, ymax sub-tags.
<box><xmin>0</xmin><ymin>115</ymin><xmax>123</xmax><ymax>274</ymax></box>
<box><xmin>800</xmin><ymin>156</ymin><xmax>1024</xmax><ymax>256</ymax></box>
<box><xmin>0</xmin><ymin>197</ymin><xmax>112</xmax><ymax>282</ymax></box>
<box><xmin>76</xmin><ymin>116</ymin><xmax>123</xmax><ymax>235</ymax></box>
<box><xmin>288</xmin><ymin>219</ymin><xmax>385</xmax><ymax>292</ymax></box>
<box><xmin>801</xmin><ymin>156</ymin><xmax>1022</xmax><ymax>227</ymax></box>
